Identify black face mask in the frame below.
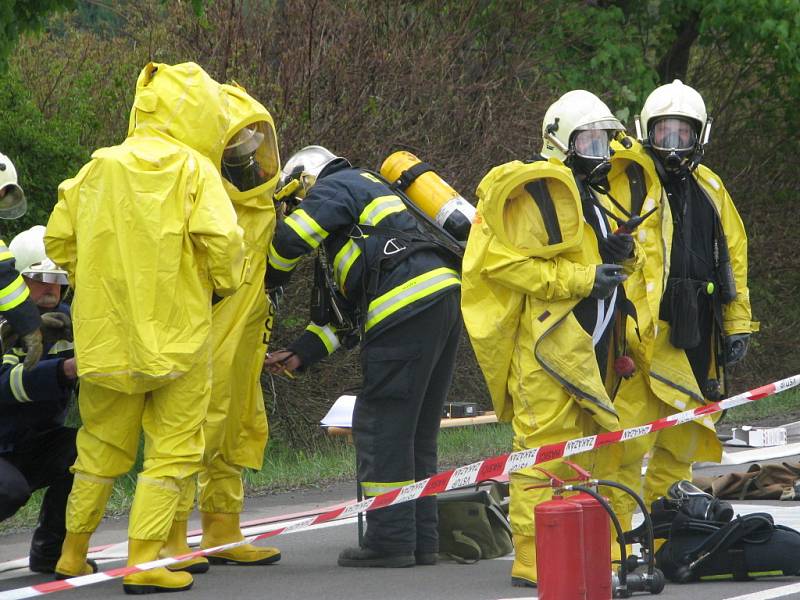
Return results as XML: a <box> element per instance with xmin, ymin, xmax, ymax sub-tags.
<box><xmin>656</xmin><ymin>148</ymin><xmax>693</xmax><ymax>173</ymax></box>
<box><xmin>222</xmin><ymin>155</ymin><xmax>267</xmax><ymax>192</ymax></box>
<box><xmin>570</xmin><ymin>155</ymin><xmax>612</xmax><ymax>190</ymax></box>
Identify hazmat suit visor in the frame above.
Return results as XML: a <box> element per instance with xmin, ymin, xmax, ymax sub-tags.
<box><xmin>0</xmin><ymin>184</ymin><xmax>26</xmax><ymax>220</ymax></box>
<box><xmin>222</xmin><ymin>121</ymin><xmax>279</xmax><ymax>193</ymax></box>
<box><xmin>571</xmin><ymin>120</ymin><xmax>619</xmax><ymax>159</ymax></box>
<box><xmin>650</xmin><ymin>117</ymin><xmax>697</xmax><ymax>151</ymax></box>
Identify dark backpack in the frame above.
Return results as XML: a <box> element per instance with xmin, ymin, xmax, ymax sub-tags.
<box><xmin>645</xmin><ymin>485</ymin><xmax>800</xmax><ymax>582</ymax></box>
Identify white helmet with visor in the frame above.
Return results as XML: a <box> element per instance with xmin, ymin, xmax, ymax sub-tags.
<box><xmin>9</xmin><ymin>225</ymin><xmax>69</xmax><ymax>286</ymax></box>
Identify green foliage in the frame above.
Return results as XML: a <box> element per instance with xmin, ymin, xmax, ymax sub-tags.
<box><xmin>521</xmin><ymin>0</ymin><xmax>800</xmax><ymax>119</ymax></box>
<box><xmin>0</xmin><ymin>0</ymin><xmax>76</xmax><ymax>69</ymax></box>
<box><xmin>0</xmin><ymin>70</ymin><xmax>88</xmax><ymax>237</ymax></box>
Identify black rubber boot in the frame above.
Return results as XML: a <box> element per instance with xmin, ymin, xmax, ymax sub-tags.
<box><xmin>414</xmin><ymin>551</ymin><xmax>438</xmax><ymax>566</ymax></box>
<box><xmin>337</xmin><ymin>547</ymin><xmax>414</xmax><ymax>568</ymax></box>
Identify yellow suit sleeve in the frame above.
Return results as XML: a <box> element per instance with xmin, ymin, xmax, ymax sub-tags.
<box><xmin>480</xmin><ymin>235</ymin><xmax>596</xmax><ymax>301</ymax></box>
<box><xmin>717</xmin><ymin>184</ymin><xmax>757</xmax><ymax>335</ymax></box>
<box><xmin>189</xmin><ymin>168</ymin><xmax>247</xmax><ymax>297</ymax></box>
<box><xmin>44</xmin><ymin>179</ymin><xmax>80</xmax><ymax>285</ymax></box>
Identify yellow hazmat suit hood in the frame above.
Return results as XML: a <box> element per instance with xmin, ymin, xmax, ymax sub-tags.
<box><xmin>462</xmin><ymin>159</ymin><xmax>618</xmax><ymax>430</ymax></box>
<box><xmin>46</xmin><ymin>61</ymin><xmax>247</xmax><ymax>394</ymax></box>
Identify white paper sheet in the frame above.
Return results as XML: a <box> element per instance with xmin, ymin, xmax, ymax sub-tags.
<box><xmin>320</xmin><ymin>394</ymin><xmax>356</xmax><ymax>428</ymax></box>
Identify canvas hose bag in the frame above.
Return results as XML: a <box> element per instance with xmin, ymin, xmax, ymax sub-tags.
<box><xmin>694</xmin><ymin>462</ymin><xmax>800</xmax><ymax>501</ymax></box>
<box><xmin>436</xmin><ymin>480</ymin><xmax>513</xmax><ymax>563</ymax></box>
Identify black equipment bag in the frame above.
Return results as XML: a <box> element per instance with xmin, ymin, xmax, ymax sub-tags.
<box><xmin>645</xmin><ymin>482</ymin><xmax>800</xmax><ymax>582</ymax></box>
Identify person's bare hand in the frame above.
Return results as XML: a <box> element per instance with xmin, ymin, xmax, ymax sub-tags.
<box><xmin>62</xmin><ymin>357</ymin><xmax>78</xmax><ymax>379</ymax></box>
<box><xmin>264</xmin><ymin>350</ymin><xmax>301</xmax><ymax>375</ymax></box>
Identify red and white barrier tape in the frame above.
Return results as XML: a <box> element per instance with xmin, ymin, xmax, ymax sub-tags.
<box><xmin>2</xmin><ymin>373</ymin><xmax>798</xmax><ymax>599</ymax></box>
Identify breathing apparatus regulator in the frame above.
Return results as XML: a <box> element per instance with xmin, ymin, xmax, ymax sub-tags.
<box><xmin>532</xmin><ymin>461</ymin><xmax>665</xmax><ymax>599</ymax></box>
<box><xmin>635</xmin><ymin>79</ymin><xmax>712</xmax><ymax>173</ymax></box>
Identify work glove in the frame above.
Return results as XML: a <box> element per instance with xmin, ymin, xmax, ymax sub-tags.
<box><xmin>724</xmin><ymin>333</ymin><xmax>750</xmax><ymax>366</ymax></box>
<box><xmin>41</xmin><ymin>312</ymin><xmax>73</xmax><ymax>350</ymax></box>
<box><xmin>0</xmin><ymin>321</ymin><xmax>44</xmax><ymax>368</ymax></box>
<box><xmin>590</xmin><ymin>264</ymin><xmax>627</xmax><ymax>299</ymax></box>
<box><xmin>21</xmin><ymin>329</ymin><xmax>43</xmax><ymax>370</ymax></box>
<box><xmin>601</xmin><ymin>232</ymin><xmax>634</xmax><ymax>262</ymax></box>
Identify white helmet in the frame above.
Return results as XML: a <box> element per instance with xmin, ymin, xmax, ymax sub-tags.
<box><xmin>541</xmin><ymin>90</ymin><xmax>623</xmax><ymax>162</ymax></box>
<box><xmin>9</xmin><ymin>225</ymin><xmax>69</xmax><ymax>285</ymax></box>
<box><xmin>0</xmin><ymin>153</ymin><xmax>27</xmax><ymax>220</ymax></box>
<box><xmin>636</xmin><ymin>80</ymin><xmax>711</xmax><ymax>171</ymax></box>
<box><xmin>278</xmin><ymin>145</ymin><xmax>349</xmax><ymax>197</ymax></box>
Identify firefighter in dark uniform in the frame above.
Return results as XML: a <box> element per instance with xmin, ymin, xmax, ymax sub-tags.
<box><xmin>265</xmin><ymin>146</ymin><xmax>462</xmax><ymax>568</ymax></box>
<box><xmin>0</xmin><ymin>225</ymin><xmax>85</xmax><ymax>574</ymax></box>
<box><xmin>0</xmin><ymin>153</ymin><xmax>43</xmax><ymax>368</ymax></box>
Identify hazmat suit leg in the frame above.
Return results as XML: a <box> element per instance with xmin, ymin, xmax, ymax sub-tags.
<box><xmin>159</xmin><ymin>477</ymin><xmax>209</xmax><ymax>574</ymax></box>
<box><xmin>602</xmin><ymin>371</ymin><xmax>662</xmax><ymax>532</ymax></box>
<box><xmin>606</xmin><ymin>370</ymin><xmax>721</xmax><ymax>527</ymax></box>
<box><xmin>643</xmin><ymin>417</ymin><xmax>719</xmax><ymax>508</ymax></box>
<box><xmin>509</xmin><ymin>379</ymin><xmax>608</xmax><ymax>587</ymax></box>
<box><xmin>122</xmin><ymin>353</ymin><xmax>211</xmax><ymax>593</ymax></box>
<box><xmin>55</xmin><ymin>379</ymin><xmax>146</xmax><ymax>578</ymax></box>
<box><xmin>197</xmin><ymin>280</ymin><xmax>279</xmax><ymax>565</ymax></box>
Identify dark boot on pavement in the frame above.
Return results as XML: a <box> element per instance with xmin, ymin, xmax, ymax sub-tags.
<box><xmin>337</xmin><ymin>547</ymin><xmax>414</xmax><ymax>568</ymax></box>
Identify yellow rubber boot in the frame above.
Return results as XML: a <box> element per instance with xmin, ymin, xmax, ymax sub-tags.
<box><xmin>54</xmin><ymin>532</ymin><xmax>98</xmax><ymax>579</ymax></box>
<box><xmin>160</xmin><ymin>517</ymin><xmax>209</xmax><ymax>574</ymax></box>
<box><xmin>510</xmin><ymin>534</ymin><xmax>537</xmax><ymax>588</ymax></box>
<box><xmin>123</xmin><ymin>539</ymin><xmax>193</xmax><ymax>594</ymax></box>
<box><xmin>200</xmin><ymin>512</ymin><xmax>280</xmax><ymax>566</ymax></box>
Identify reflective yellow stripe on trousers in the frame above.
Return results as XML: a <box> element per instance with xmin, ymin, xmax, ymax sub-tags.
<box><xmin>361</xmin><ymin>480</ymin><xmax>415</xmax><ymax>497</ymax></box>
<box><xmin>365</xmin><ymin>267</ymin><xmax>460</xmax><ymax>332</ymax></box>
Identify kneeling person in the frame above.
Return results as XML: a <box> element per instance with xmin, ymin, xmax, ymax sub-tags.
<box><xmin>0</xmin><ymin>225</ymin><xmax>86</xmax><ymax>574</ymax></box>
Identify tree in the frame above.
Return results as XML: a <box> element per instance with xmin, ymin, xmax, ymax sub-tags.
<box><xmin>0</xmin><ymin>0</ymin><xmax>76</xmax><ymax>69</ymax></box>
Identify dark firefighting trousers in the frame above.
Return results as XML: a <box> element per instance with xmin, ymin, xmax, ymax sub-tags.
<box><xmin>354</xmin><ymin>290</ymin><xmax>462</xmax><ymax>555</ymax></box>
<box><xmin>0</xmin><ymin>427</ymin><xmax>77</xmax><ymax>567</ymax></box>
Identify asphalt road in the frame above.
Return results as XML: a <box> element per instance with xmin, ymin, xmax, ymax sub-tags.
<box><xmin>2</xmin><ymin>450</ymin><xmax>800</xmax><ymax>600</ymax></box>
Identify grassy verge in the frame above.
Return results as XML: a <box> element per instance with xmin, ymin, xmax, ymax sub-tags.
<box><xmin>720</xmin><ymin>385</ymin><xmax>800</xmax><ymax>424</ymax></box>
<box><xmin>0</xmin><ymin>422</ymin><xmax>512</xmax><ymax>535</ymax></box>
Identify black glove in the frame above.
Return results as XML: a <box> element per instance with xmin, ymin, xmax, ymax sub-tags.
<box><xmin>724</xmin><ymin>333</ymin><xmax>750</xmax><ymax>366</ymax></box>
<box><xmin>601</xmin><ymin>232</ymin><xmax>634</xmax><ymax>262</ymax></box>
<box><xmin>590</xmin><ymin>264</ymin><xmax>627</xmax><ymax>299</ymax></box>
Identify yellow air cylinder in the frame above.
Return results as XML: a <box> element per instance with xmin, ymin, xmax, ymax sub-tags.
<box><xmin>380</xmin><ymin>151</ymin><xmax>475</xmax><ymax>242</ymax></box>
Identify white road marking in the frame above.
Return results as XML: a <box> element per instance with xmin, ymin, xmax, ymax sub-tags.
<box><xmin>722</xmin><ymin>582</ymin><xmax>800</xmax><ymax>599</ymax></box>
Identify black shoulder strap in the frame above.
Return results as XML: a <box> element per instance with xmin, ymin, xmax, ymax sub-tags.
<box><xmin>524</xmin><ymin>180</ymin><xmax>563</xmax><ymax>244</ymax></box>
<box><xmin>626</xmin><ymin>162</ymin><xmax>647</xmax><ymax>217</ymax></box>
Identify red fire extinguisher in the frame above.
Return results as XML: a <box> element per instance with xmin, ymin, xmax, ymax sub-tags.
<box><xmin>533</xmin><ymin>462</ymin><xmax>612</xmax><ymax>600</ymax></box>
<box><xmin>569</xmin><ymin>493</ymin><xmax>612</xmax><ymax>600</ymax></box>
<box><xmin>535</xmin><ymin>488</ymin><xmax>589</xmax><ymax>599</ymax></box>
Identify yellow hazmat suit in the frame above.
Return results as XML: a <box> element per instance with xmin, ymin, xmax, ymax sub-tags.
<box><xmin>163</xmin><ymin>83</ymin><xmax>283</xmax><ymax>568</ymax></box>
<box><xmin>45</xmin><ymin>62</ymin><xmax>247</xmax><ymax>593</ymax></box>
<box><xmin>462</xmin><ymin>159</ymin><xmax>640</xmax><ymax>585</ymax></box>
<box><xmin>604</xmin><ymin>139</ymin><xmax>757</xmax><ymax>529</ymax></box>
